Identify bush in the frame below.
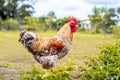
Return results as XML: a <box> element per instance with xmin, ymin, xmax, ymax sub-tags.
<box><xmin>22</xmin><ymin>17</ymin><xmax>43</xmax><ymax>31</ymax></box>
<box><xmin>1</xmin><ymin>19</ymin><xmax>19</xmax><ymax>30</ymax></box>
<box><xmin>20</xmin><ymin>64</ymin><xmax>73</xmax><ymax>80</ymax></box>
<box><xmin>79</xmin><ymin>40</ymin><xmax>120</xmax><ymax>80</ymax></box>
<box><xmin>108</xmin><ymin>25</ymin><xmax>120</xmax><ymax>35</ymax></box>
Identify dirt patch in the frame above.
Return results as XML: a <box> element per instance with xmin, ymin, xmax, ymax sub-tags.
<box><xmin>0</xmin><ymin>66</ymin><xmax>21</xmax><ymax>80</ymax></box>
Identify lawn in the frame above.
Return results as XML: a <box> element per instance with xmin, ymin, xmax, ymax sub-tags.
<box><xmin>0</xmin><ymin>31</ymin><xmax>117</xmax><ymax>79</ymax></box>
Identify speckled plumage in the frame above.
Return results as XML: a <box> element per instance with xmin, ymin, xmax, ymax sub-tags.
<box><xmin>19</xmin><ymin>17</ymin><xmax>78</xmax><ymax>69</ymax></box>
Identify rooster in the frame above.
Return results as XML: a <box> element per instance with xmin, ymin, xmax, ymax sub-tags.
<box><xmin>19</xmin><ymin>17</ymin><xmax>78</xmax><ymax>69</ymax></box>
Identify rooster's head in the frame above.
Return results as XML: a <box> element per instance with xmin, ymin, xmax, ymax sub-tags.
<box><xmin>67</xmin><ymin>17</ymin><xmax>78</xmax><ymax>33</ymax></box>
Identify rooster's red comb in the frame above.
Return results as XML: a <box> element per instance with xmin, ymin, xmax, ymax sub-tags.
<box><xmin>67</xmin><ymin>17</ymin><xmax>78</xmax><ymax>25</ymax></box>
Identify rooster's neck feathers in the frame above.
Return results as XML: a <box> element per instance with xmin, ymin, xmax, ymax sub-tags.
<box><xmin>55</xmin><ymin>23</ymin><xmax>73</xmax><ymax>41</ymax></box>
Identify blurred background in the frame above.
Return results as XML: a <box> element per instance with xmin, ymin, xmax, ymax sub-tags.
<box><xmin>0</xmin><ymin>0</ymin><xmax>120</xmax><ymax>33</ymax></box>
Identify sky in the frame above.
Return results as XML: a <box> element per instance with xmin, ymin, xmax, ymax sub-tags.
<box><xmin>33</xmin><ymin>0</ymin><xmax>120</xmax><ymax>20</ymax></box>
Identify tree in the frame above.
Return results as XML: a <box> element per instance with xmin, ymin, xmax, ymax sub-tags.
<box><xmin>0</xmin><ymin>0</ymin><xmax>35</xmax><ymax>20</ymax></box>
<box><xmin>0</xmin><ymin>0</ymin><xmax>7</xmax><ymax>20</ymax></box>
<box><xmin>103</xmin><ymin>8</ymin><xmax>119</xmax><ymax>33</ymax></box>
<box><xmin>89</xmin><ymin>6</ymin><xmax>119</xmax><ymax>33</ymax></box>
<box><xmin>22</xmin><ymin>16</ymin><xmax>41</xmax><ymax>30</ymax></box>
<box><xmin>45</xmin><ymin>11</ymin><xmax>57</xmax><ymax>30</ymax></box>
<box><xmin>117</xmin><ymin>7</ymin><xmax>120</xmax><ymax>14</ymax></box>
<box><xmin>88</xmin><ymin>6</ymin><xmax>106</xmax><ymax>33</ymax></box>
<box><xmin>47</xmin><ymin>11</ymin><xmax>56</xmax><ymax>19</ymax></box>
<box><xmin>53</xmin><ymin>17</ymin><xmax>67</xmax><ymax>30</ymax></box>
<box><xmin>38</xmin><ymin>12</ymin><xmax>67</xmax><ymax>31</ymax></box>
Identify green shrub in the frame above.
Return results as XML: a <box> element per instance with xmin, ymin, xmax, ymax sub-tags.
<box><xmin>1</xmin><ymin>19</ymin><xmax>19</xmax><ymax>30</ymax></box>
<box><xmin>20</xmin><ymin>64</ymin><xmax>73</xmax><ymax>80</ymax></box>
<box><xmin>22</xmin><ymin>17</ymin><xmax>44</xmax><ymax>31</ymax></box>
<box><xmin>79</xmin><ymin>40</ymin><xmax>120</xmax><ymax>80</ymax></box>
<box><xmin>108</xmin><ymin>25</ymin><xmax>120</xmax><ymax>35</ymax></box>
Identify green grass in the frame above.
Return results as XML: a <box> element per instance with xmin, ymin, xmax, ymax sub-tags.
<box><xmin>0</xmin><ymin>31</ymin><xmax>118</xmax><ymax>79</ymax></box>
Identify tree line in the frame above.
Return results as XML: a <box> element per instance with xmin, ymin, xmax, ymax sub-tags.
<box><xmin>88</xmin><ymin>6</ymin><xmax>120</xmax><ymax>33</ymax></box>
<box><xmin>0</xmin><ymin>0</ymin><xmax>120</xmax><ymax>34</ymax></box>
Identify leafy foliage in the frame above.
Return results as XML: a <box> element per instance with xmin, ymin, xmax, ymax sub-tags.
<box><xmin>21</xmin><ymin>17</ymin><xmax>42</xmax><ymax>30</ymax></box>
<box><xmin>108</xmin><ymin>25</ymin><xmax>120</xmax><ymax>38</ymax></box>
<box><xmin>21</xmin><ymin>16</ymin><xmax>67</xmax><ymax>31</ymax></box>
<box><xmin>0</xmin><ymin>0</ymin><xmax>35</xmax><ymax>20</ymax></box>
<box><xmin>1</xmin><ymin>19</ymin><xmax>19</xmax><ymax>30</ymax></box>
<box><xmin>79</xmin><ymin>40</ymin><xmax>120</xmax><ymax>80</ymax></box>
<box><xmin>88</xmin><ymin>6</ymin><xmax>120</xmax><ymax>33</ymax></box>
<box><xmin>20</xmin><ymin>64</ymin><xmax>73</xmax><ymax>80</ymax></box>
<box><xmin>108</xmin><ymin>25</ymin><xmax>120</xmax><ymax>35</ymax></box>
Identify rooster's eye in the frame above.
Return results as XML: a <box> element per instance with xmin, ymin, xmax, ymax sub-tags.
<box><xmin>71</xmin><ymin>23</ymin><xmax>74</xmax><ymax>24</ymax></box>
